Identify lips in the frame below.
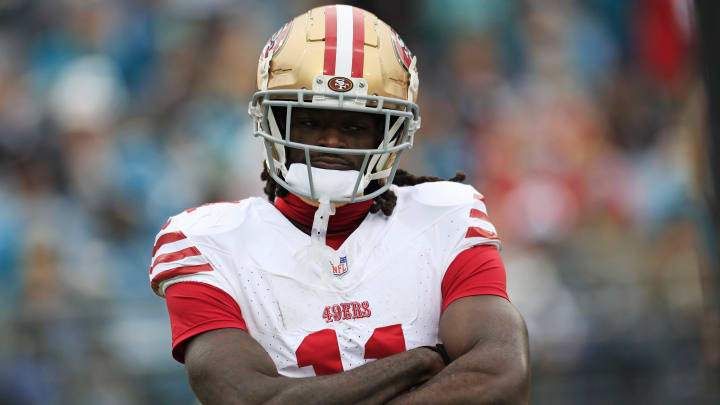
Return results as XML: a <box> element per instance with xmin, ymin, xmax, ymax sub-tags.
<box><xmin>310</xmin><ymin>155</ymin><xmax>355</xmax><ymax>170</ymax></box>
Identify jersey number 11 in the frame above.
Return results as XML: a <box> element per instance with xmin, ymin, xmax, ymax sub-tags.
<box><xmin>296</xmin><ymin>324</ymin><xmax>406</xmax><ymax>375</ymax></box>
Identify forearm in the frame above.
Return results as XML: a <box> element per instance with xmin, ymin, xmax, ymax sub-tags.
<box><xmin>268</xmin><ymin>347</ymin><xmax>439</xmax><ymax>405</ymax></box>
<box><xmin>388</xmin><ymin>296</ymin><xmax>531</xmax><ymax>405</ymax></box>
<box><xmin>386</xmin><ymin>360</ymin><xmax>529</xmax><ymax>405</ymax></box>
<box><xmin>189</xmin><ymin>345</ymin><xmax>442</xmax><ymax>405</ymax></box>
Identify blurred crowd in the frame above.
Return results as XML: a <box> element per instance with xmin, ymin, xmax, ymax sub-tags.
<box><xmin>0</xmin><ymin>0</ymin><xmax>717</xmax><ymax>404</ymax></box>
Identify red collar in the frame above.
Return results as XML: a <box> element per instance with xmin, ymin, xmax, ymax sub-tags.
<box><xmin>274</xmin><ymin>193</ymin><xmax>373</xmax><ymax>249</ymax></box>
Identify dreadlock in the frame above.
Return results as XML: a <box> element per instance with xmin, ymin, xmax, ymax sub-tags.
<box><xmin>261</xmin><ymin>166</ymin><xmax>289</xmax><ymax>201</ymax></box>
<box><xmin>260</xmin><ymin>166</ymin><xmax>466</xmax><ymax>216</ymax></box>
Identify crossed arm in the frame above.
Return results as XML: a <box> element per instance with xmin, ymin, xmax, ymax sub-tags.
<box><xmin>388</xmin><ymin>295</ymin><xmax>530</xmax><ymax>404</ymax></box>
<box><xmin>183</xmin><ymin>295</ymin><xmax>529</xmax><ymax>404</ymax></box>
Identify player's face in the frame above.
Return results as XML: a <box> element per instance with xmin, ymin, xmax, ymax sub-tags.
<box><xmin>287</xmin><ymin>108</ymin><xmax>383</xmax><ymax>171</ymax></box>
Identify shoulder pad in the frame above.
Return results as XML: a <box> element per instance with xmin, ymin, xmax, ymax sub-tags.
<box><xmin>163</xmin><ymin>199</ymin><xmax>255</xmax><ymax>236</ymax></box>
<box><xmin>407</xmin><ymin>181</ymin><xmax>483</xmax><ymax>207</ymax></box>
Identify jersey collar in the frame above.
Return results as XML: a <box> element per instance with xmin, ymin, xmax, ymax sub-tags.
<box><xmin>274</xmin><ymin>193</ymin><xmax>373</xmax><ymax>240</ymax></box>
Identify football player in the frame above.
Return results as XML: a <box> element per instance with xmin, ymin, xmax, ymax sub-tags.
<box><xmin>150</xmin><ymin>5</ymin><xmax>529</xmax><ymax>404</ymax></box>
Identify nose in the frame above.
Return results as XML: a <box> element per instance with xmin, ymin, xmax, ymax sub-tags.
<box><xmin>316</xmin><ymin>126</ymin><xmax>347</xmax><ymax>149</ymax></box>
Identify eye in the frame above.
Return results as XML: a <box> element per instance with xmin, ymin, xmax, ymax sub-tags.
<box><xmin>294</xmin><ymin>119</ymin><xmax>318</xmax><ymax>128</ymax></box>
<box><xmin>343</xmin><ymin>123</ymin><xmax>367</xmax><ymax>132</ymax></box>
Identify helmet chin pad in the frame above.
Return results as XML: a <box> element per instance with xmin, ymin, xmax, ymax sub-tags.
<box><xmin>285</xmin><ymin>163</ymin><xmax>364</xmax><ymax>201</ymax></box>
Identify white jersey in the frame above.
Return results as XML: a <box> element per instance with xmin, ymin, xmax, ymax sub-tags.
<box><xmin>149</xmin><ymin>182</ymin><xmax>500</xmax><ymax>377</ymax></box>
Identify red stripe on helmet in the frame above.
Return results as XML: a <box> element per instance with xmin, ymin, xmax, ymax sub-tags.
<box><xmin>351</xmin><ymin>7</ymin><xmax>365</xmax><ymax>78</ymax></box>
<box><xmin>323</xmin><ymin>5</ymin><xmax>338</xmax><ymax>76</ymax></box>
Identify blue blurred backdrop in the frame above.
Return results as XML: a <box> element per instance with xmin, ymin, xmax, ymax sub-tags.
<box><xmin>0</xmin><ymin>0</ymin><xmax>717</xmax><ymax>404</ymax></box>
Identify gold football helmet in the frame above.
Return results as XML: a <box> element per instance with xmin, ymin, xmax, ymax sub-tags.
<box><xmin>248</xmin><ymin>4</ymin><xmax>420</xmax><ymax>203</ymax></box>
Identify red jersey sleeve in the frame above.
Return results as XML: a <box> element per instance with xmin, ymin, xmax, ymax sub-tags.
<box><xmin>165</xmin><ymin>282</ymin><xmax>248</xmax><ymax>363</ymax></box>
<box><xmin>441</xmin><ymin>245</ymin><xmax>509</xmax><ymax>312</ymax></box>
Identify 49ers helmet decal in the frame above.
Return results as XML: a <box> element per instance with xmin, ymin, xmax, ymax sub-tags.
<box><xmin>248</xmin><ymin>4</ymin><xmax>421</xmax><ymax>203</ymax></box>
<box><xmin>261</xmin><ymin>20</ymin><xmax>292</xmax><ymax>60</ymax></box>
<box><xmin>327</xmin><ymin>77</ymin><xmax>354</xmax><ymax>92</ymax></box>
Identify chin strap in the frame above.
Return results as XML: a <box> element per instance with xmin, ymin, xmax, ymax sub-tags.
<box><xmin>311</xmin><ymin>198</ymin><xmax>336</xmax><ymax>245</ymax></box>
<box><xmin>294</xmin><ymin>198</ymin><xmax>339</xmax><ymax>282</ymax></box>
<box><xmin>266</xmin><ymin>106</ymin><xmax>288</xmax><ymax>177</ymax></box>
<box><xmin>361</xmin><ymin>116</ymin><xmax>405</xmax><ymax>187</ymax></box>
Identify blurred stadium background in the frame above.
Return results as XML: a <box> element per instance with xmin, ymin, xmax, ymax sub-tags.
<box><xmin>0</xmin><ymin>0</ymin><xmax>718</xmax><ymax>404</ymax></box>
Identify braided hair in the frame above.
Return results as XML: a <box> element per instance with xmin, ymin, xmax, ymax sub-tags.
<box><xmin>260</xmin><ymin>166</ymin><xmax>466</xmax><ymax>216</ymax></box>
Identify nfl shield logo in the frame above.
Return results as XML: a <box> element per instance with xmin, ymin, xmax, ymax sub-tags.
<box><xmin>331</xmin><ymin>256</ymin><xmax>349</xmax><ymax>277</ymax></box>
